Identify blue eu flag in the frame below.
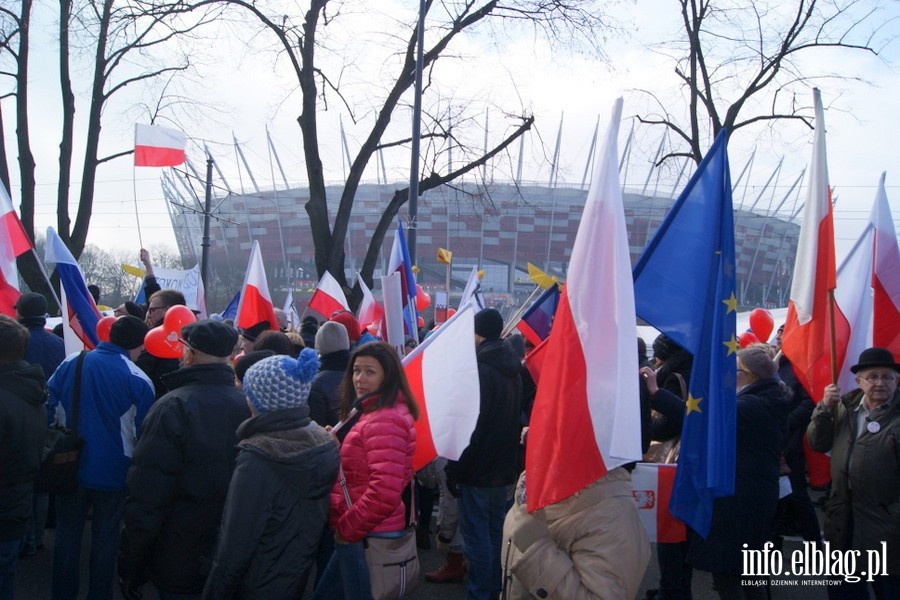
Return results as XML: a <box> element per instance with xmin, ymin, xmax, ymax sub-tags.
<box><xmin>632</xmin><ymin>129</ymin><xmax>737</xmax><ymax>537</ymax></box>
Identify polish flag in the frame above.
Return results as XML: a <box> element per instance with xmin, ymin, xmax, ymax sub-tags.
<box><xmin>45</xmin><ymin>227</ymin><xmax>101</xmax><ymax>351</ymax></box>
<box><xmin>308</xmin><ymin>271</ymin><xmax>350</xmax><ymax>318</ymax></box>
<box><xmin>870</xmin><ymin>173</ymin><xmax>900</xmax><ymax>356</ymax></box>
<box><xmin>0</xmin><ymin>268</ymin><xmax>19</xmax><ymax>317</ymax></box>
<box><xmin>0</xmin><ymin>182</ymin><xmax>33</xmax><ymax>306</ymax></box>
<box><xmin>631</xmin><ymin>464</ymin><xmax>687</xmax><ymax>544</ymax></box>
<box><xmin>356</xmin><ymin>272</ymin><xmax>384</xmax><ymax>328</ymax></box>
<box><xmin>834</xmin><ymin>225</ymin><xmax>875</xmax><ymax>393</ymax></box>
<box><xmin>403</xmin><ymin>304</ymin><xmax>479</xmax><ymax>471</ymax></box>
<box><xmin>236</xmin><ymin>240</ymin><xmax>278</xmax><ymax>331</ymax></box>
<box><xmin>525</xmin><ymin>98</ymin><xmax>643</xmax><ymax>511</ymax></box>
<box><xmin>781</xmin><ymin>89</ymin><xmax>850</xmax><ymax>402</ymax></box>
<box><xmin>134</xmin><ymin>124</ymin><xmax>187</xmax><ymax>167</ymax></box>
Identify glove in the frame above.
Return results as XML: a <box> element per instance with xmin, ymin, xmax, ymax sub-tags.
<box><xmin>444</xmin><ymin>460</ymin><xmax>460</xmax><ymax>498</ymax></box>
<box><xmin>511</xmin><ymin>508</ymin><xmax>548</xmax><ymax>553</ymax></box>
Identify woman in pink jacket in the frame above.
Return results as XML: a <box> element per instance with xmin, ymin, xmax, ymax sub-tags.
<box><xmin>313</xmin><ymin>342</ymin><xmax>419</xmax><ymax>600</ymax></box>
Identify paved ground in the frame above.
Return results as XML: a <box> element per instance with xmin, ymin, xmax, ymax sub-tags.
<box><xmin>14</xmin><ymin>497</ymin><xmax>835</xmax><ymax>599</ymax></box>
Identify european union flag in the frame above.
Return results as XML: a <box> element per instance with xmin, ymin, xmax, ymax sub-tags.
<box><xmin>632</xmin><ymin>129</ymin><xmax>737</xmax><ymax>538</ymax></box>
<box><xmin>221</xmin><ymin>291</ymin><xmax>240</xmax><ymax>320</ymax></box>
<box><xmin>516</xmin><ymin>285</ymin><xmax>560</xmax><ymax>347</ymax></box>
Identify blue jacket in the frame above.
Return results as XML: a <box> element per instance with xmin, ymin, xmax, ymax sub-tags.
<box><xmin>48</xmin><ymin>342</ymin><xmax>155</xmax><ymax>491</ymax></box>
<box><xmin>21</xmin><ymin>317</ymin><xmax>65</xmax><ymax>379</ymax></box>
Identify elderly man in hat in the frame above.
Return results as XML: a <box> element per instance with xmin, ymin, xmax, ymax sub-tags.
<box><xmin>119</xmin><ymin>320</ymin><xmax>250</xmax><ymax>600</ymax></box>
<box><xmin>48</xmin><ymin>316</ymin><xmax>155</xmax><ymax>600</ymax></box>
<box><xmin>808</xmin><ymin>347</ymin><xmax>900</xmax><ymax>599</ymax></box>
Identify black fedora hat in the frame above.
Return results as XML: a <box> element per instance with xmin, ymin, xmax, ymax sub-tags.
<box><xmin>850</xmin><ymin>347</ymin><xmax>900</xmax><ymax>374</ymax></box>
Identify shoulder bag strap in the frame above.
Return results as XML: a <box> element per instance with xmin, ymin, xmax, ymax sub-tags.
<box><xmin>673</xmin><ymin>372</ymin><xmax>688</xmax><ymax>402</ymax></box>
<box><xmin>69</xmin><ymin>351</ymin><xmax>87</xmax><ymax>435</ymax></box>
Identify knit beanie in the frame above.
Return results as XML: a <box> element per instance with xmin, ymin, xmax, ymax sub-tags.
<box><xmin>330</xmin><ymin>311</ymin><xmax>361</xmax><ymax>343</ymax></box>
<box><xmin>316</xmin><ymin>321</ymin><xmax>350</xmax><ymax>355</ymax></box>
<box><xmin>244</xmin><ymin>347</ymin><xmax>319</xmax><ymax>413</ymax></box>
<box><xmin>474</xmin><ymin>308</ymin><xmax>503</xmax><ymax>339</ymax></box>
<box><xmin>110</xmin><ymin>316</ymin><xmax>150</xmax><ymax>350</ymax></box>
<box><xmin>737</xmin><ymin>345</ymin><xmax>778</xmax><ymax>380</ymax></box>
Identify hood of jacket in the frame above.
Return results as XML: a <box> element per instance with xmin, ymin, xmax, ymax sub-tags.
<box><xmin>476</xmin><ymin>337</ymin><xmax>521</xmax><ymax>378</ymax></box>
<box><xmin>0</xmin><ymin>360</ymin><xmax>48</xmax><ymax>406</ymax></box>
<box><xmin>237</xmin><ymin>406</ymin><xmax>339</xmax><ymax>497</ymax></box>
<box><xmin>161</xmin><ymin>362</ymin><xmax>237</xmax><ymax>390</ymax></box>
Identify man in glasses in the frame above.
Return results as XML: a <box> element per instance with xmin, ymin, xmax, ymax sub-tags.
<box><xmin>808</xmin><ymin>347</ymin><xmax>900</xmax><ymax>598</ymax></box>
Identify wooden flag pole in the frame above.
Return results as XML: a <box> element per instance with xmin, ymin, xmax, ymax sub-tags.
<box><xmin>828</xmin><ymin>289</ymin><xmax>838</xmax><ymax>385</ymax></box>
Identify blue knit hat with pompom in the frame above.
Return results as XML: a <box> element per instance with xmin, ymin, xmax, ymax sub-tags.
<box><xmin>243</xmin><ymin>347</ymin><xmax>320</xmax><ymax>413</ymax></box>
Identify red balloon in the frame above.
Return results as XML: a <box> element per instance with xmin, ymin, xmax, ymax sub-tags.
<box><xmin>417</xmin><ymin>315</ymin><xmax>425</xmax><ymax>328</ymax></box>
<box><xmin>738</xmin><ymin>330</ymin><xmax>760</xmax><ymax>348</ymax></box>
<box><xmin>145</xmin><ymin>325</ymin><xmax>183</xmax><ymax>359</ymax></box>
<box><xmin>748</xmin><ymin>308</ymin><xmax>775</xmax><ymax>342</ymax></box>
<box><xmin>96</xmin><ymin>316</ymin><xmax>116</xmax><ymax>342</ymax></box>
<box><xmin>415</xmin><ymin>285</ymin><xmax>431</xmax><ymax>311</ymax></box>
<box><xmin>446</xmin><ymin>307</ymin><xmax>457</xmax><ymax>318</ymax></box>
<box><xmin>163</xmin><ymin>305</ymin><xmax>196</xmax><ymax>335</ymax></box>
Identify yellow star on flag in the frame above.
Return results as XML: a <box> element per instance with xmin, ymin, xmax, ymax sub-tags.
<box><xmin>722</xmin><ymin>292</ymin><xmax>737</xmax><ymax>314</ymax></box>
<box><xmin>686</xmin><ymin>393</ymin><xmax>703</xmax><ymax>414</ymax></box>
<box><xmin>723</xmin><ymin>335</ymin><xmax>740</xmax><ymax>356</ymax></box>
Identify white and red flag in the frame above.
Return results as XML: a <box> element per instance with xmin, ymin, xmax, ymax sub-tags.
<box><xmin>403</xmin><ymin>303</ymin><xmax>480</xmax><ymax>471</ymax></box>
<box><xmin>781</xmin><ymin>89</ymin><xmax>850</xmax><ymax>401</ymax></box>
<box><xmin>308</xmin><ymin>271</ymin><xmax>350</xmax><ymax>318</ymax></box>
<box><xmin>134</xmin><ymin>124</ymin><xmax>187</xmax><ymax>167</ymax></box>
<box><xmin>356</xmin><ymin>272</ymin><xmax>384</xmax><ymax>329</ymax></box>
<box><xmin>236</xmin><ymin>240</ymin><xmax>278</xmax><ymax>331</ymax></box>
<box><xmin>870</xmin><ymin>173</ymin><xmax>900</xmax><ymax>356</ymax></box>
<box><xmin>834</xmin><ymin>224</ymin><xmax>875</xmax><ymax>393</ymax></box>
<box><xmin>0</xmin><ymin>182</ymin><xmax>33</xmax><ymax>314</ymax></box>
<box><xmin>525</xmin><ymin>98</ymin><xmax>643</xmax><ymax>511</ymax></box>
<box><xmin>631</xmin><ymin>464</ymin><xmax>687</xmax><ymax>544</ymax></box>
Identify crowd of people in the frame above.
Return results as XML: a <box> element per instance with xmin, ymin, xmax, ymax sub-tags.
<box><xmin>0</xmin><ymin>251</ymin><xmax>897</xmax><ymax>600</ymax></box>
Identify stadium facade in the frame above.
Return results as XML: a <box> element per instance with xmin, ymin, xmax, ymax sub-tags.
<box><xmin>164</xmin><ymin>176</ymin><xmax>799</xmax><ymax>313</ymax></box>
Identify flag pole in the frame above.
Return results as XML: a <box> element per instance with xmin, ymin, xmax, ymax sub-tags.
<box><xmin>29</xmin><ymin>248</ymin><xmax>62</xmax><ymax>314</ymax></box>
<box><xmin>500</xmin><ymin>284</ymin><xmax>543</xmax><ymax>338</ymax></box>
<box><xmin>828</xmin><ymin>289</ymin><xmax>838</xmax><ymax>385</ymax></box>
<box><xmin>132</xmin><ymin>163</ymin><xmax>144</xmax><ymax>249</ymax></box>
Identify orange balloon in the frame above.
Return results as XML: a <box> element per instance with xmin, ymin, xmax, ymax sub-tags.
<box><xmin>96</xmin><ymin>316</ymin><xmax>116</xmax><ymax>342</ymax></box>
<box><xmin>163</xmin><ymin>305</ymin><xmax>196</xmax><ymax>335</ymax></box>
<box><xmin>145</xmin><ymin>325</ymin><xmax>183</xmax><ymax>359</ymax></box>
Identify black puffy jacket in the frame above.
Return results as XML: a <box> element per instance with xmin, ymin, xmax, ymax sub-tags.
<box><xmin>202</xmin><ymin>406</ymin><xmax>339</xmax><ymax>599</ymax></box>
<box><xmin>120</xmin><ymin>363</ymin><xmax>251</xmax><ymax>594</ymax></box>
<box><xmin>0</xmin><ymin>361</ymin><xmax>47</xmax><ymax>541</ymax></box>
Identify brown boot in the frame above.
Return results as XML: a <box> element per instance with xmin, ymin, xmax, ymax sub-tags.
<box><xmin>425</xmin><ymin>550</ymin><xmax>466</xmax><ymax>583</ymax></box>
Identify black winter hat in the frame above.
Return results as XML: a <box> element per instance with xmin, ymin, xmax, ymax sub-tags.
<box><xmin>850</xmin><ymin>347</ymin><xmax>900</xmax><ymax>374</ymax></box>
<box><xmin>241</xmin><ymin>320</ymin><xmax>271</xmax><ymax>343</ymax></box>
<box><xmin>182</xmin><ymin>320</ymin><xmax>239</xmax><ymax>357</ymax></box>
<box><xmin>474</xmin><ymin>308</ymin><xmax>503</xmax><ymax>339</ymax></box>
<box><xmin>15</xmin><ymin>292</ymin><xmax>48</xmax><ymax>318</ymax></box>
<box><xmin>110</xmin><ymin>316</ymin><xmax>150</xmax><ymax>350</ymax></box>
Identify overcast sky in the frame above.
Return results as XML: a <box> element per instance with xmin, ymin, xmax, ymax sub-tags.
<box><xmin>5</xmin><ymin>0</ymin><xmax>899</xmax><ymax>264</ymax></box>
